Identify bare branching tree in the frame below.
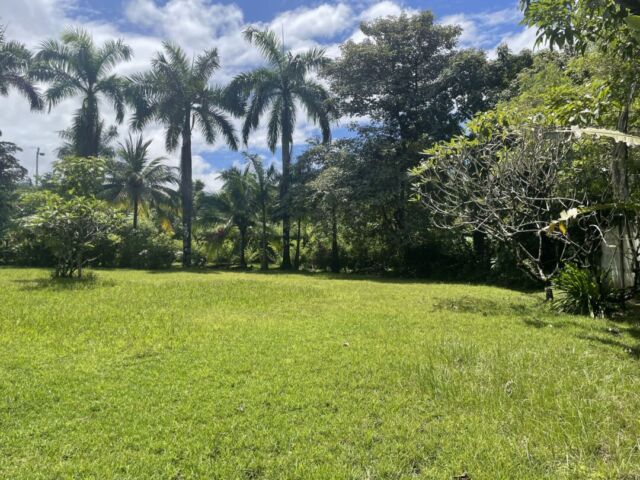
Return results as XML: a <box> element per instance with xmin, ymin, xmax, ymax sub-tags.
<box><xmin>412</xmin><ymin>129</ymin><xmax>616</xmax><ymax>284</ymax></box>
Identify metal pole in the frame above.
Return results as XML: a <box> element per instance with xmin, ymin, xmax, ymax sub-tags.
<box><xmin>35</xmin><ymin>147</ymin><xmax>40</xmax><ymax>185</ymax></box>
<box><xmin>35</xmin><ymin>147</ymin><xmax>44</xmax><ymax>186</ymax></box>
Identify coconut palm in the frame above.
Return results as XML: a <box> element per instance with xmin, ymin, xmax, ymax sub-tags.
<box><xmin>102</xmin><ymin>134</ymin><xmax>178</xmax><ymax>228</ymax></box>
<box><xmin>0</xmin><ymin>25</ymin><xmax>42</xmax><ymax>110</ymax></box>
<box><xmin>34</xmin><ymin>28</ymin><xmax>131</xmax><ymax>157</ymax></box>
<box><xmin>246</xmin><ymin>153</ymin><xmax>278</xmax><ymax>270</ymax></box>
<box><xmin>226</xmin><ymin>27</ymin><xmax>333</xmax><ymax>269</ymax></box>
<box><xmin>199</xmin><ymin>166</ymin><xmax>256</xmax><ymax>269</ymax></box>
<box><xmin>129</xmin><ymin>42</ymin><xmax>239</xmax><ymax>266</ymax></box>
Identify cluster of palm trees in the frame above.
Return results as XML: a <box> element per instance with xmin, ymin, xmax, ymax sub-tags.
<box><xmin>0</xmin><ymin>24</ymin><xmax>333</xmax><ymax>268</ymax></box>
<box><xmin>197</xmin><ymin>154</ymin><xmax>278</xmax><ymax>269</ymax></box>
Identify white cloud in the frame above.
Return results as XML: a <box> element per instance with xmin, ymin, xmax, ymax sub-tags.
<box><xmin>497</xmin><ymin>27</ymin><xmax>538</xmax><ymax>54</ymax></box>
<box><xmin>0</xmin><ymin>0</ymin><xmax>533</xmax><ymax>190</ymax></box>
<box><xmin>270</xmin><ymin>4</ymin><xmax>353</xmax><ymax>44</ymax></box>
<box><xmin>360</xmin><ymin>1</ymin><xmax>405</xmax><ymax>22</ymax></box>
<box><xmin>440</xmin><ymin>7</ymin><xmax>534</xmax><ymax>51</ymax></box>
<box><xmin>125</xmin><ymin>0</ymin><xmax>244</xmax><ymax>53</ymax></box>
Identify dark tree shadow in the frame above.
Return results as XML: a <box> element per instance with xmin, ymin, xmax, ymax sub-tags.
<box><xmin>12</xmin><ymin>275</ymin><xmax>115</xmax><ymax>291</ymax></box>
<box><xmin>577</xmin><ymin>334</ymin><xmax>640</xmax><ymax>360</ymax></box>
<box><xmin>521</xmin><ymin>304</ymin><xmax>640</xmax><ymax>360</ymax></box>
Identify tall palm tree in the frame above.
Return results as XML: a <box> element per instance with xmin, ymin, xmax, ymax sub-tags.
<box><xmin>57</xmin><ymin>122</ymin><xmax>119</xmax><ymax>159</ymax></box>
<box><xmin>246</xmin><ymin>153</ymin><xmax>277</xmax><ymax>270</ymax></box>
<box><xmin>200</xmin><ymin>166</ymin><xmax>256</xmax><ymax>269</ymax></box>
<box><xmin>226</xmin><ymin>27</ymin><xmax>333</xmax><ymax>269</ymax></box>
<box><xmin>0</xmin><ymin>26</ymin><xmax>42</xmax><ymax>110</ymax></box>
<box><xmin>34</xmin><ymin>28</ymin><xmax>131</xmax><ymax>157</ymax></box>
<box><xmin>102</xmin><ymin>134</ymin><xmax>178</xmax><ymax>228</ymax></box>
<box><xmin>129</xmin><ymin>42</ymin><xmax>239</xmax><ymax>266</ymax></box>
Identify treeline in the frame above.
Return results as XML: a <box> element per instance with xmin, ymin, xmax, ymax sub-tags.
<box><xmin>0</xmin><ymin>13</ymin><xmax>533</xmax><ymax>276</ymax></box>
<box><xmin>1</xmin><ymin>2</ymin><xmax>639</xmax><ymax>307</ymax></box>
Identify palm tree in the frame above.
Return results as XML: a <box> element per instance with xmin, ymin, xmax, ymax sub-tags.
<box><xmin>0</xmin><ymin>26</ymin><xmax>42</xmax><ymax>110</ymax></box>
<box><xmin>200</xmin><ymin>166</ymin><xmax>256</xmax><ymax>269</ymax></box>
<box><xmin>246</xmin><ymin>153</ymin><xmax>277</xmax><ymax>270</ymax></box>
<box><xmin>102</xmin><ymin>134</ymin><xmax>178</xmax><ymax>228</ymax></box>
<box><xmin>129</xmin><ymin>43</ymin><xmax>239</xmax><ymax>266</ymax></box>
<box><xmin>226</xmin><ymin>27</ymin><xmax>333</xmax><ymax>269</ymax></box>
<box><xmin>57</xmin><ymin>122</ymin><xmax>119</xmax><ymax>159</ymax></box>
<box><xmin>34</xmin><ymin>28</ymin><xmax>131</xmax><ymax>157</ymax></box>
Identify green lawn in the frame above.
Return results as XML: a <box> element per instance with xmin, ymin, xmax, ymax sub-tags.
<box><xmin>1</xmin><ymin>268</ymin><xmax>639</xmax><ymax>479</ymax></box>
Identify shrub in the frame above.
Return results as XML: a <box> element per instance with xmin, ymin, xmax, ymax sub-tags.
<box><xmin>23</xmin><ymin>195</ymin><xmax>123</xmax><ymax>278</ymax></box>
<box><xmin>552</xmin><ymin>264</ymin><xmax>615</xmax><ymax>318</ymax></box>
<box><xmin>118</xmin><ymin>222</ymin><xmax>176</xmax><ymax>270</ymax></box>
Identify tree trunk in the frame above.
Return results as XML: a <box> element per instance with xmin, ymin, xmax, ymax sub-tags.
<box><xmin>612</xmin><ymin>83</ymin><xmax>635</xmax><ymax>201</ymax></box>
<box><xmin>81</xmin><ymin>92</ymin><xmax>100</xmax><ymax>157</ymax></box>
<box><xmin>239</xmin><ymin>227</ymin><xmax>247</xmax><ymax>269</ymax></box>
<box><xmin>181</xmin><ymin>112</ymin><xmax>193</xmax><ymax>267</ymax></box>
<box><xmin>294</xmin><ymin>218</ymin><xmax>301</xmax><ymax>270</ymax></box>
<box><xmin>472</xmin><ymin>230</ymin><xmax>486</xmax><ymax>257</ymax></box>
<box><xmin>330</xmin><ymin>205</ymin><xmax>340</xmax><ymax>273</ymax></box>
<box><xmin>77</xmin><ymin>251</ymin><xmax>83</xmax><ymax>279</ymax></box>
<box><xmin>260</xmin><ymin>207</ymin><xmax>268</xmax><ymax>270</ymax></box>
<box><xmin>611</xmin><ymin>82</ymin><xmax>636</xmax><ymax>297</ymax></box>
<box><xmin>133</xmin><ymin>193</ymin><xmax>139</xmax><ymax>229</ymax></box>
<box><xmin>280</xmin><ymin>136</ymin><xmax>292</xmax><ymax>270</ymax></box>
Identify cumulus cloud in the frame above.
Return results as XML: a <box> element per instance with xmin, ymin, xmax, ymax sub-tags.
<box><xmin>440</xmin><ymin>7</ymin><xmax>534</xmax><ymax>51</ymax></box>
<box><xmin>0</xmin><ymin>0</ymin><xmax>531</xmax><ymax>190</ymax></box>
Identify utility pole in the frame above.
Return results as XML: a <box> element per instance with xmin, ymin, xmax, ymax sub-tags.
<box><xmin>35</xmin><ymin>147</ymin><xmax>45</xmax><ymax>186</ymax></box>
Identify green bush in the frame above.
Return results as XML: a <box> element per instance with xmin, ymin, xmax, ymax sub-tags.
<box><xmin>23</xmin><ymin>195</ymin><xmax>123</xmax><ymax>278</ymax></box>
<box><xmin>118</xmin><ymin>222</ymin><xmax>176</xmax><ymax>270</ymax></box>
<box><xmin>552</xmin><ymin>264</ymin><xmax>615</xmax><ymax>318</ymax></box>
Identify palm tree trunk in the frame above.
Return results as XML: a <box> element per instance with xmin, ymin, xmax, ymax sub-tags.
<box><xmin>330</xmin><ymin>205</ymin><xmax>339</xmax><ymax>273</ymax></box>
<box><xmin>240</xmin><ymin>226</ymin><xmax>247</xmax><ymax>269</ymax></box>
<box><xmin>181</xmin><ymin>112</ymin><xmax>193</xmax><ymax>267</ymax></box>
<box><xmin>294</xmin><ymin>218</ymin><xmax>301</xmax><ymax>270</ymax></box>
<box><xmin>133</xmin><ymin>193</ymin><xmax>139</xmax><ymax>229</ymax></box>
<box><xmin>83</xmin><ymin>92</ymin><xmax>100</xmax><ymax>157</ymax></box>
<box><xmin>260</xmin><ymin>206</ymin><xmax>268</xmax><ymax>270</ymax></box>
<box><xmin>280</xmin><ymin>136</ymin><xmax>292</xmax><ymax>270</ymax></box>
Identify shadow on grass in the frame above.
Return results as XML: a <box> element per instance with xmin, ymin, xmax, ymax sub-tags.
<box><xmin>13</xmin><ymin>275</ymin><xmax>115</xmax><ymax>291</ymax></box>
<box><xmin>577</xmin><ymin>334</ymin><xmax>640</xmax><ymax>359</ymax></box>
<box><xmin>521</xmin><ymin>306</ymin><xmax>640</xmax><ymax>360</ymax></box>
<box><xmin>170</xmin><ymin>265</ymin><xmax>544</xmax><ymax>294</ymax></box>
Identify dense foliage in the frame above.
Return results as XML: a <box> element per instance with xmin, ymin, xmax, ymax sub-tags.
<box><xmin>0</xmin><ymin>1</ymin><xmax>638</xmax><ymax>309</ymax></box>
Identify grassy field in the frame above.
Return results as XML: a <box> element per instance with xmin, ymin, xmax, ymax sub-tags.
<box><xmin>1</xmin><ymin>268</ymin><xmax>639</xmax><ymax>479</ymax></box>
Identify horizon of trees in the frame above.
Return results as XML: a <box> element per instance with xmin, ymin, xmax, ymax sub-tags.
<box><xmin>1</xmin><ymin>2</ymin><xmax>638</xmax><ymax>310</ymax></box>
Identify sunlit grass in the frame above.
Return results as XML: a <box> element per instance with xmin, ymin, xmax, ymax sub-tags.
<box><xmin>1</xmin><ymin>268</ymin><xmax>639</xmax><ymax>479</ymax></box>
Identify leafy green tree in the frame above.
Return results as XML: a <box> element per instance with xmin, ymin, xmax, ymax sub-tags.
<box><xmin>199</xmin><ymin>166</ymin><xmax>256</xmax><ymax>268</ymax></box>
<box><xmin>520</xmin><ymin>0</ymin><xmax>639</xmax><ymax>201</ymax></box>
<box><xmin>322</xmin><ymin>13</ymin><xmax>533</xmax><ymax>269</ymax></box>
<box><xmin>323</xmin><ymin>12</ymin><xmax>462</xmax><ymax>143</ymax></box>
<box><xmin>0</xmin><ymin>132</ymin><xmax>26</xmax><ymax>235</ymax></box>
<box><xmin>48</xmin><ymin>156</ymin><xmax>108</xmax><ymax>198</ymax></box>
<box><xmin>246</xmin><ymin>153</ymin><xmax>277</xmax><ymax>270</ymax></box>
<box><xmin>103</xmin><ymin>135</ymin><xmax>179</xmax><ymax>228</ymax></box>
<box><xmin>24</xmin><ymin>194</ymin><xmax>123</xmax><ymax>278</ymax></box>
<box><xmin>296</xmin><ymin>141</ymin><xmax>355</xmax><ymax>273</ymax></box>
<box><xmin>227</xmin><ymin>27</ymin><xmax>333</xmax><ymax>269</ymax></box>
<box><xmin>0</xmin><ymin>25</ymin><xmax>42</xmax><ymax>110</ymax></box>
<box><xmin>34</xmin><ymin>28</ymin><xmax>131</xmax><ymax>157</ymax></box>
<box><xmin>129</xmin><ymin>43</ymin><xmax>238</xmax><ymax>266</ymax></box>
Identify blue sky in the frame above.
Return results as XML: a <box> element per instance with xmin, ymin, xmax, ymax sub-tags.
<box><xmin>0</xmin><ymin>0</ymin><xmax>534</xmax><ymax>190</ymax></box>
<box><xmin>77</xmin><ymin>0</ymin><xmax>520</xmax><ymax>24</ymax></box>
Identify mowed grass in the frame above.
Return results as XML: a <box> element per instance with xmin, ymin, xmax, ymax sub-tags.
<box><xmin>1</xmin><ymin>268</ymin><xmax>640</xmax><ymax>479</ymax></box>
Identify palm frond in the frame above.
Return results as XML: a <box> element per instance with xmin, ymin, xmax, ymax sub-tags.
<box><xmin>243</xmin><ymin>27</ymin><xmax>285</xmax><ymax>67</ymax></box>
